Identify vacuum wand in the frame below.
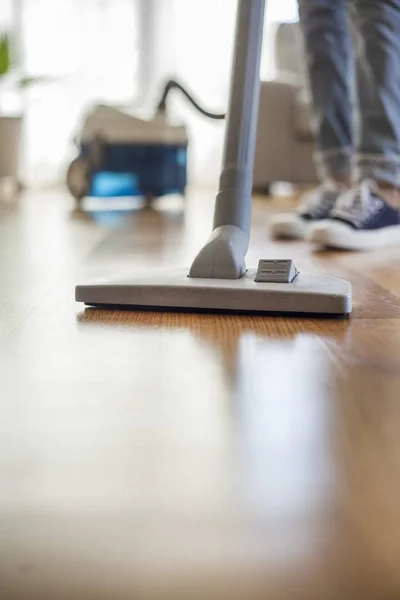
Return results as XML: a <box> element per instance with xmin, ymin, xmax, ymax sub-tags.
<box><xmin>189</xmin><ymin>0</ymin><xmax>266</xmax><ymax>280</ymax></box>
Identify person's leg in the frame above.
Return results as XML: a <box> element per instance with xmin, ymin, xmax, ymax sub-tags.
<box><xmin>353</xmin><ymin>0</ymin><xmax>400</xmax><ymax>195</ymax></box>
<box><xmin>308</xmin><ymin>0</ymin><xmax>400</xmax><ymax>250</ymax></box>
<box><xmin>299</xmin><ymin>0</ymin><xmax>353</xmax><ymax>182</ymax></box>
<box><xmin>271</xmin><ymin>0</ymin><xmax>353</xmax><ymax>240</ymax></box>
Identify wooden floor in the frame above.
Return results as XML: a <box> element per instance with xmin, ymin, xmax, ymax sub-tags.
<box><xmin>1</xmin><ymin>187</ymin><xmax>400</xmax><ymax>600</ymax></box>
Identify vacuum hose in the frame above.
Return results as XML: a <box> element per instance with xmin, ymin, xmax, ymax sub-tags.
<box><xmin>156</xmin><ymin>79</ymin><xmax>226</xmax><ymax>120</ymax></box>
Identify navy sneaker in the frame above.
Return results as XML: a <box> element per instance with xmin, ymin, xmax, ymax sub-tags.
<box><xmin>270</xmin><ymin>179</ymin><xmax>343</xmax><ymax>240</ymax></box>
<box><xmin>308</xmin><ymin>180</ymin><xmax>400</xmax><ymax>250</ymax></box>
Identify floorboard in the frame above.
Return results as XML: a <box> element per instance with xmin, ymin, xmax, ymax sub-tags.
<box><xmin>1</xmin><ymin>188</ymin><xmax>400</xmax><ymax>600</ymax></box>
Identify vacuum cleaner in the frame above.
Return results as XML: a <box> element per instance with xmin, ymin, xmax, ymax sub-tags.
<box><xmin>66</xmin><ymin>103</ymin><xmax>189</xmax><ymax>206</ymax></box>
<box><xmin>66</xmin><ymin>82</ymin><xmax>225</xmax><ymax>206</ymax></box>
<box><xmin>75</xmin><ymin>0</ymin><xmax>352</xmax><ymax>316</ymax></box>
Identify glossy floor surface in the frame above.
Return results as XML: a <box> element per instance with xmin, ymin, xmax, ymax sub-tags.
<box><xmin>1</xmin><ymin>189</ymin><xmax>400</xmax><ymax>600</ymax></box>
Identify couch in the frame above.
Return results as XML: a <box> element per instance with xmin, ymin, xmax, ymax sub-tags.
<box><xmin>253</xmin><ymin>22</ymin><xmax>317</xmax><ymax>192</ymax></box>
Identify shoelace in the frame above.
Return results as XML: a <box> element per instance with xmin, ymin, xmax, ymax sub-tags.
<box><xmin>299</xmin><ymin>181</ymin><xmax>339</xmax><ymax>218</ymax></box>
<box><xmin>331</xmin><ymin>180</ymin><xmax>382</xmax><ymax>227</ymax></box>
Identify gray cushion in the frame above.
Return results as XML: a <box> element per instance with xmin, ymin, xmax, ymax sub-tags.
<box><xmin>274</xmin><ymin>23</ymin><xmax>314</xmax><ymax>141</ymax></box>
<box><xmin>293</xmin><ymin>87</ymin><xmax>314</xmax><ymax>140</ymax></box>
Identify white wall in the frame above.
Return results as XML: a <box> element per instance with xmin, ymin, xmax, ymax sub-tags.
<box><xmin>1</xmin><ymin>0</ymin><xmax>298</xmax><ymax>188</ymax></box>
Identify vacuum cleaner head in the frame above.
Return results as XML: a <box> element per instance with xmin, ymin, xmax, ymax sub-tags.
<box><xmin>76</xmin><ymin>263</ymin><xmax>352</xmax><ymax>315</ymax></box>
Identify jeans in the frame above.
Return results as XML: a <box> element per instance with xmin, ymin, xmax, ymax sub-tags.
<box><xmin>298</xmin><ymin>0</ymin><xmax>400</xmax><ymax>186</ymax></box>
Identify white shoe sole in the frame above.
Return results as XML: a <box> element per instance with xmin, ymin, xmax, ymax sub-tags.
<box><xmin>270</xmin><ymin>214</ymin><xmax>308</xmax><ymax>240</ymax></box>
<box><xmin>308</xmin><ymin>220</ymin><xmax>400</xmax><ymax>250</ymax></box>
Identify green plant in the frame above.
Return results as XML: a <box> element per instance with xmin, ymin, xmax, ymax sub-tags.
<box><xmin>0</xmin><ymin>29</ymin><xmax>50</xmax><ymax>124</ymax></box>
<box><xmin>0</xmin><ymin>31</ymin><xmax>51</xmax><ymax>89</ymax></box>
<box><xmin>0</xmin><ymin>32</ymin><xmax>12</xmax><ymax>78</ymax></box>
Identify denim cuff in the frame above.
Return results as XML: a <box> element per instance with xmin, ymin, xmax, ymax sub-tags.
<box><xmin>355</xmin><ymin>154</ymin><xmax>400</xmax><ymax>187</ymax></box>
<box><xmin>314</xmin><ymin>147</ymin><xmax>353</xmax><ymax>180</ymax></box>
